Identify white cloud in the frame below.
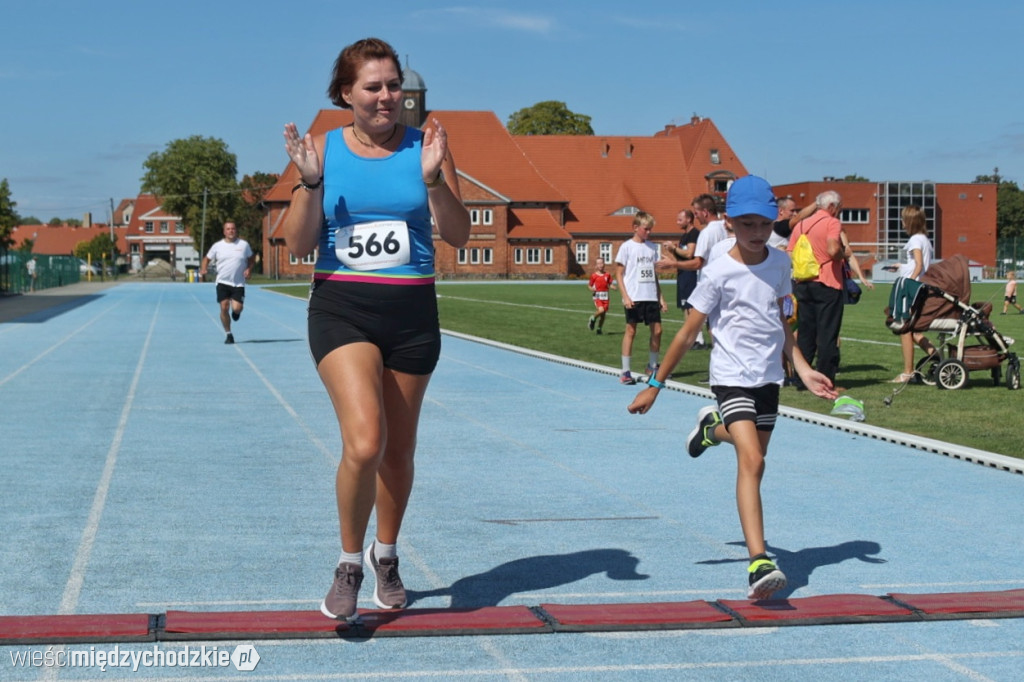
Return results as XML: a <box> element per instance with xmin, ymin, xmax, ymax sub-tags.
<box><xmin>417</xmin><ymin>7</ymin><xmax>555</xmax><ymax>34</ymax></box>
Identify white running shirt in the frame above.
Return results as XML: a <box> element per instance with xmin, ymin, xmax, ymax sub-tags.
<box><xmin>688</xmin><ymin>247</ymin><xmax>793</xmax><ymax>387</ymax></box>
<box><xmin>205</xmin><ymin>239</ymin><xmax>253</xmax><ymax>287</ymax></box>
<box><xmin>614</xmin><ymin>239</ymin><xmax>660</xmax><ymax>302</ymax></box>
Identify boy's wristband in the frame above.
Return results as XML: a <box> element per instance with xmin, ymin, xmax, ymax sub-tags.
<box><xmin>647</xmin><ymin>377</ymin><xmax>665</xmax><ymax>389</ymax></box>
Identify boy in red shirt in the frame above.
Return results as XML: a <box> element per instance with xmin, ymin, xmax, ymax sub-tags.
<box><xmin>588</xmin><ymin>257</ymin><xmax>617</xmax><ymax>334</ymax></box>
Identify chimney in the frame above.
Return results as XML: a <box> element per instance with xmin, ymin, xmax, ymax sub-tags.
<box><xmin>83</xmin><ymin>212</ymin><xmax>92</xmax><ymax>227</ymax></box>
<box><xmin>690</xmin><ymin>114</ymin><xmax>700</xmax><ymax>125</ymax></box>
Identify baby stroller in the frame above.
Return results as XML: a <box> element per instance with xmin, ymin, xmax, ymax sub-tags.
<box><xmin>886</xmin><ymin>254</ymin><xmax>1019</xmax><ymax>390</ymax></box>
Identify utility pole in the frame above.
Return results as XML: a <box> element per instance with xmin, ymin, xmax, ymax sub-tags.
<box><xmin>109</xmin><ymin>198</ymin><xmax>117</xmax><ymax>279</ymax></box>
<box><xmin>199</xmin><ymin>187</ymin><xmax>208</xmax><ymax>280</ymax></box>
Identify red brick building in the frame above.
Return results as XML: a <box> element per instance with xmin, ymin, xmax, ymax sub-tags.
<box><xmin>773</xmin><ymin>179</ymin><xmax>997</xmax><ymax>270</ymax></box>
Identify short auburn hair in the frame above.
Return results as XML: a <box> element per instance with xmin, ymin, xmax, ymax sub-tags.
<box><xmin>326</xmin><ymin>38</ymin><xmax>403</xmax><ymax>109</ymax></box>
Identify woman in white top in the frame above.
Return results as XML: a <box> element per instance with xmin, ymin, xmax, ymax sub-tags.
<box><xmin>893</xmin><ymin>205</ymin><xmax>936</xmax><ymax>382</ymax></box>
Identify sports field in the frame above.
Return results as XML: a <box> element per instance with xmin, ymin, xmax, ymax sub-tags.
<box><xmin>1</xmin><ymin>282</ymin><xmax>1022</xmax><ymax>681</ymax></box>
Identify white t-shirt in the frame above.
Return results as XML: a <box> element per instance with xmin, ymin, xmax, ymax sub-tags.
<box><xmin>708</xmin><ymin>237</ymin><xmax>736</xmax><ymax>263</ymax></box>
<box><xmin>688</xmin><ymin>247</ymin><xmax>793</xmax><ymax>387</ymax></box>
<box><xmin>899</xmin><ymin>233</ymin><xmax>932</xmax><ymax>280</ymax></box>
<box><xmin>206</xmin><ymin>238</ymin><xmax>253</xmax><ymax>287</ymax></box>
<box><xmin>693</xmin><ymin>220</ymin><xmax>729</xmax><ymax>264</ymax></box>
<box><xmin>614</xmin><ymin>238</ymin><xmax>660</xmax><ymax>302</ymax></box>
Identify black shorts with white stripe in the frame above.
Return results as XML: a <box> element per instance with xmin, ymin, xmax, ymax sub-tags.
<box><xmin>711</xmin><ymin>384</ymin><xmax>780</xmax><ymax>432</ymax></box>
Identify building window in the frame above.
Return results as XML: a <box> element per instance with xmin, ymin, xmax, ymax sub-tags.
<box><xmin>175</xmin><ymin>221</ymin><xmax>184</xmax><ymax>234</ymax></box>
<box><xmin>144</xmin><ymin>221</ymin><xmax>154</xmax><ymax>233</ymax></box>
<box><xmin>612</xmin><ymin>205</ymin><xmax>640</xmax><ymax>216</ymax></box>
<box><xmin>470</xmin><ymin>248</ymin><xmax>481</xmax><ymax>264</ymax></box>
<box><xmin>482</xmin><ymin>209</ymin><xmax>493</xmax><ymax>225</ymax></box>
<box><xmin>710</xmin><ymin>149</ymin><xmax>720</xmax><ymax>164</ymax></box>
<box><xmin>600</xmin><ymin>242</ymin><xmax>613</xmax><ymax>263</ymax></box>
<box><xmin>289</xmin><ymin>249</ymin><xmax>317</xmax><ymax>265</ymax></box>
<box><xmin>544</xmin><ymin>248</ymin><xmax>553</xmax><ymax>264</ymax></box>
<box><xmin>880</xmin><ymin>182</ymin><xmax>936</xmax><ymax>261</ymax></box>
<box><xmin>483</xmin><ymin>248</ymin><xmax>493</xmax><ymax>264</ymax></box>
<box><xmin>160</xmin><ymin>221</ymin><xmax>169</xmax><ymax>234</ymax></box>
<box><xmin>514</xmin><ymin>248</ymin><xmax>523</xmax><ymax>264</ymax></box>
<box><xmin>469</xmin><ymin>210</ymin><xmax>480</xmax><ymax>225</ymax></box>
<box><xmin>458</xmin><ymin>248</ymin><xmax>468</xmax><ymax>264</ymax></box>
<box><xmin>840</xmin><ymin>209</ymin><xmax>870</xmax><ymax>224</ymax></box>
<box><xmin>576</xmin><ymin>242</ymin><xmax>589</xmax><ymax>265</ymax></box>
<box><xmin>526</xmin><ymin>248</ymin><xmax>541</xmax><ymax>264</ymax></box>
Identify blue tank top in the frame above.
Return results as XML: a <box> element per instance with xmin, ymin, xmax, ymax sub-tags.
<box><xmin>314</xmin><ymin>126</ymin><xmax>435</xmax><ymax>284</ymax></box>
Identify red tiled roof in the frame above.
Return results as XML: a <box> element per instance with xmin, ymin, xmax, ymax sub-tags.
<box><xmin>11</xmin><ymin>224</ymin><xmax>129</xmax><ymax>256</ymax></box>
<box><xmin>126</xmin><ymin>194</ymin><xmax>179</xmax><ymax>231</ymax></box>
<box><xmin>507</xmin><ymin>207</ymin><xmax>572</xmax><ymax>241</ymax></box>
<box><xmin>514</xmin><ymin>135</ymin><xmax>692</xmax><ymax>237</ymax></box>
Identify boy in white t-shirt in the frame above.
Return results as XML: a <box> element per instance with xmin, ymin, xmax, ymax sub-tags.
<box><xmin>614</xmin><ymin>212</ymin><xmax>667</xmax><ymax>384</ymax></box>
<box><xmin>628</xmin><ymin>175</ymin><xmax>837</xmax><ymax>600</ymax></box>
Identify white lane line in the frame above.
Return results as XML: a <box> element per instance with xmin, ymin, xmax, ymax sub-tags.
<box><xmin>59</xmin><ymin>297</ymin><xmax>160</xmax><ymax>615</ymax></box>
<box><xmin>436</xmin><ymin>294</ymin><xmax>900</xmax><ymax>348</ymax></box>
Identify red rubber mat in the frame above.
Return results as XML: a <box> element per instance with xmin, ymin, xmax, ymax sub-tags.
<box><xmin>162</xmin><ymin>606</ymin><xmax>548</xmax><ymax>639</ymax></box>
<box><xmin>358</xmin><ymin>606</ymin><xmax>550</xmax><ymax>637</ymax></box>
<box><xmin>719</xmin><ymin>594</ymin><xmax>917</xmax><ymax>625</ymax></box>
<box><xmin>889</xmin><ymin>589</ymin><xmax>1024</xmax><ymax>619</ymax></box>
<box><xmin>0</xmin><ymin>614</ymin><xmax>154</xmax><ymax>645</ymax></box>
<box><xmin>539</xmin><ymin>601</ymin><xmax>736</xmax><ymax>631</ymax></box>
<box><xmin>162</xmin><ymin>610</ymin><xmax>350</xmax><ymax>640</ymax></box>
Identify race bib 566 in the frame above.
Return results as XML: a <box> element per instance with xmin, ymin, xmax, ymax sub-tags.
<box><xmin>335</xmin><ymin>221</ymin><xmax>411</xmax><ymax>271</ymax></box>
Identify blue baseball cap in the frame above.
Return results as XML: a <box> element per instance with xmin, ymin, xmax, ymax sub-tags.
<box><xmin>725</xmin><ymin>175</ymin><xmax>778</xmax><ymax>221</ymax></box>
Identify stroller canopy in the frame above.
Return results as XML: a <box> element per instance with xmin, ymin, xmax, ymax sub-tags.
<box><xmin>915</xmin><ymin>254</ymin><xmax>971</xmax><ymax>330</ymax></box>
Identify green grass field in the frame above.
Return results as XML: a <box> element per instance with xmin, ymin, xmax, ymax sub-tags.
<box><xmin>266</xmin><ymin>279</ymin><xmax>1024</xmax><ymax>459</ymax></box>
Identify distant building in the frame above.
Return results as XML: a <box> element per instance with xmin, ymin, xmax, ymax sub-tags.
<box><xmin>773</xmin><ymin>179</ymin><xmax>997</xmax><ymax>275</ymax></box>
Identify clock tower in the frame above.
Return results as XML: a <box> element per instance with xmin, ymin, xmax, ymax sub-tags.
<box><xmin>399</xmin><ymin>60</ymin><xmax>426</xmax><ymax>128</ymax></box>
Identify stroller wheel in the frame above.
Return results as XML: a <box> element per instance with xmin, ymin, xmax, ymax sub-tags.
<box><xmin>936</xmin><ymin>358</ymin><xmax>968</xmax><ymax>390</ymax></box>
<box><xmin>915</xmin><ymin>354</ymin><xmax>940</xmax><ymax>387</ymax></box>
<box><xmin>1007</xmin><ymin>360</ymin><xmax>1021</xmax><ymax>391</ymax></box>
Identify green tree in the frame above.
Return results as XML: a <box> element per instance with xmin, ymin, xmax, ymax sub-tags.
<box><xmin>975</xmin><ymin>170</ymin><xmax>1024</xmax><ymax>239</ymax></box>
<box><xmin>842</xmin><ymin>174</ymin><xmax>870</xmax><ymax>181</ymax></box>
<box><xmin>73</xmin><ymin>232</ymin><xmax>119</xmax><ymax>275</ymax></box>
<box><xmin>507</xmin><ymin>101</ymin><xmax>594</xmax><ymax>135</ymax></box>
<box><xmin>0</xmin><ymin>178</ymin><xmax>18</xmax><ymax>248</ymax></box>
<box><xmin>141</xmin><ymin>136</ymin><xmax>240</xmax><ymax>252</ymax></box>
<box><xmin>235</xmin><ymin>171</ymin><xmax>279</xmax><ymax>267</ymax></box>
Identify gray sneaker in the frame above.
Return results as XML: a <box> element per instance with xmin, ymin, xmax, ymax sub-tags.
<box><xmin>320</xmin><ymin>562</ymin><xmax>363</xmax><ymax>621</ymax></box>
<box><xmin>364</xmin><ymin>544</ymin><xmax>407</xmax><ymax>609</ymax></box>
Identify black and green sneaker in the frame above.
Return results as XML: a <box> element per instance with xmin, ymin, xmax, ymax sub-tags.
<box><xmin>747</xmin><ymin>557</ymin><xmax>787</xmax><ymax>600</ymax></box>
<box><xmin>685</xmin><ymin>405</ymin><xmax>722</xmax><ymax>458</ymax></box>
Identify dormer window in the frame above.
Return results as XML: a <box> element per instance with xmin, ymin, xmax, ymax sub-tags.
<box><xmin>611</xmin><ymin>206</ymin><xmax>640</xmax><ymax>217</ymax></box>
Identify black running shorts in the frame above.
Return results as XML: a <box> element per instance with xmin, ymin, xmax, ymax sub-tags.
<box><xmin>216</xmin><ymin>283</ymin><xmax>245</xmax><ymax>303</ymax></box>
<box><xmin>307</xmin><ymin>280</ymin><xmax>441</xmax><ymax>375</ymax></box>
<box><xmin>624</xmin><ymin>300</ymin><xmax>662</xmax><ymax>326</ymax></box>
<box><xmin>711</xmin><ymin>384</ymin><xmax>780</xmax><ymax>433</ymax></box>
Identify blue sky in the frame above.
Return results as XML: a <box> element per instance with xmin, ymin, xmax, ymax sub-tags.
<box><xmin>3</xmin><ymin>0</ymin><xmax>1022</xmax><ymax>222</ymax></box>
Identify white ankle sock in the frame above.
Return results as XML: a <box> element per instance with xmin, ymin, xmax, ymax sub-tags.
<box><xmin>338</xmin><ymin>550</ymin><xmax>362</xmax><ymax>566</ymax></box>
<box><xmin>373</xmin><ymin>541</ymin><xmax>397</xmax><ymax>559</ymax></box>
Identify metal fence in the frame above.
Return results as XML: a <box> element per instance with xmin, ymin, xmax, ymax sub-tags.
<box><xmin>0</xmin><ymin>249</ymin><xmax>82</xmax><ymax>294</ymax></box>
<box><xmin>996</xmin><ymin>237</ymin><xmax>1024</xmax><ymax>277</ymax></box>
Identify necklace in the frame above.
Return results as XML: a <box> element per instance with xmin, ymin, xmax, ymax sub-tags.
<box><xmin>351</xmin><ymin>124</ymin><xmax>398</xmax><ymax>148</ymax></box>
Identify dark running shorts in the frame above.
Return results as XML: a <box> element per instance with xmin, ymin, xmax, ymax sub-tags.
<box><xmin>307</xmin><ymin>279</ymin><xmax>441</xmax><ymax>375</ymax></box>
<box><xmin>624</xmin><ymin>300</ymin><xmax>662</xmax><ymax>326</ymax></box>
<box><xmin>711</xmin><ymin>384</ymin><xmax>780</xmax><ymax>433</ymax></box>
<box><xmin>216</xmin><ymin>283</ymin><xmax>245</xmax><ymax>303</ymax></box>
